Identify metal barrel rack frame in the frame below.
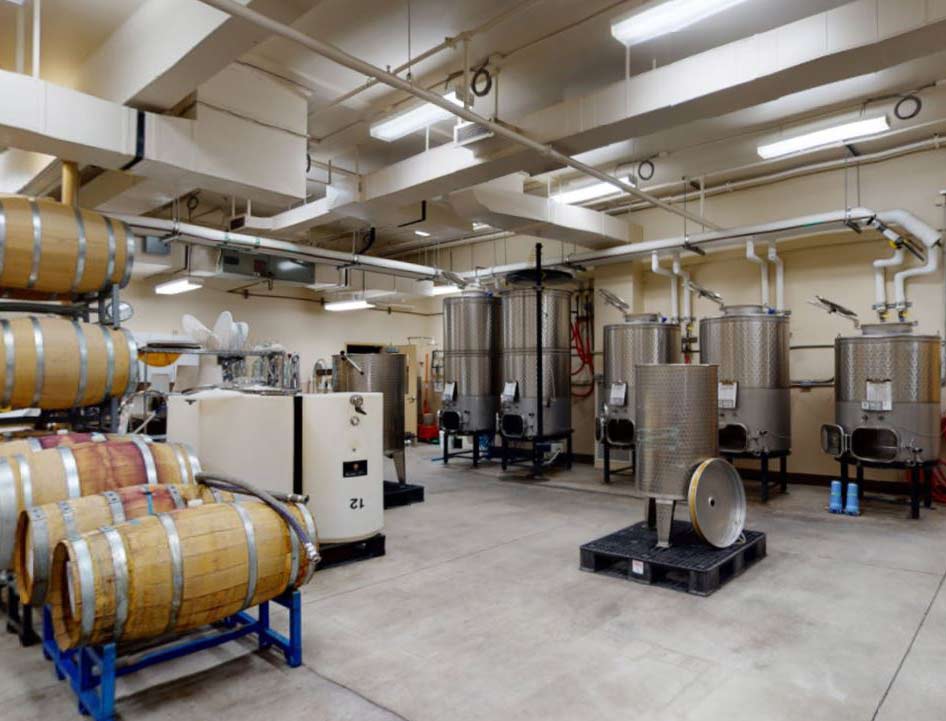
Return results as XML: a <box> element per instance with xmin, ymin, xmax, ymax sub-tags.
<box><xmin>41</xmin><ymin>590</ymin><xmax>303</xmax><ymax>721</ymax></box>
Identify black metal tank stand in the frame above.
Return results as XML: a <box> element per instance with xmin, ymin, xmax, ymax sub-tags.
<box><xmin>602</xmin><ymin>441</ymin><xmax>635</xmax><ymax>484</ymax></box>
<box><xmin>499</xmin><ymin>430</ymin><xmax>574</xmax><ymax>475</ymax></box>
<box><xmin>837</xmin><ymin>455</ymin><xmax>935</xmax><ymax>519</ymax></box>
<box><xmin>442</xmin><ymin>429</ymin><xmax>493</xmax><ymax>467</ymax></box>
<box><xmin>723</xmin><ymin>450</ymin><xmax>789</xmax><ymax>503</ymax></box>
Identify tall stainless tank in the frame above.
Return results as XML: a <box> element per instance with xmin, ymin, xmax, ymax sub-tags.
<box><xmin>333</xmin><ymin>352</ymin><xmax>407</xmax><ymax>482</ymax></box>
<box><xmin>440</xmin><ymin>290</ymin><xmax>500</xmax><ymax>433</ymax></box>
<box><xmin>822</xmin><ymin>323</ymin><xmax>941</xmax><ymax>464</ymax></box>
<box><xmin>498</xmin><ymin>288</ymin><xmax>572</xmax><ymax>439</ymax></box>
<box><xmin>601</xmin><ymin>314</ymin><xmax>681</xmax><ymax>446</ymax></box>
<box><xmin>699</xmin><ymin>305</ymin><xmax>791</xmax><ymax>455</ymax></box>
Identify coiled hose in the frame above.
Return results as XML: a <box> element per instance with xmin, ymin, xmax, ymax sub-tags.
<box><xmin>196</xmin><ymin>472</ymin><xmax>321</xmax><ymax>577</ymax></box>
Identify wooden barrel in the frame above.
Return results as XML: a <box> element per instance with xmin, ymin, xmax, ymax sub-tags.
<box><xmin>14</xmin><ymin>483</ymin><xmax>235</xmax><ymax>606</ymax></box>
<box><xmin>49</xmin><ymin>501</ymin><xmax>318</xmax><ymax>649</ymax></box>
<box><xmin>0</xmin><ymin>439</ymin><xmax>200</xmax><ymax>568</ymax></box>
<box><xmin>0</xmin><ymin>433</ymin><xmax>143</xmax><ymax>460</ymax></box>
<box><xmin>0</xmin><ymin>196</ymin><xmax>134</xmax><ymax>295</ymax></box>
<box><xmin>0</xmin><ymin>317</ymin><xmax>137</xmax><ymax>410</ymax></box>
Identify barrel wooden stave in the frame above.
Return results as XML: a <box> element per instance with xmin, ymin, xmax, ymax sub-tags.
<box><xmin>0</xmin><ymin>196</ymin><xmax>133</xmax><ymax>295</ymax></box>
<box><xmin>49</xmin><ymin>501</ymin><xmax>316</xmax><ymax>649</ymax></box>
<box><xmin>0</xmin><ymin>318</ymin><xmax>136</xmax><ymax>410</ymax></box>
<box><xmin>14</xmin><ymin>483</ymin><xmax>230</xmax><ymax>605</ymax></box>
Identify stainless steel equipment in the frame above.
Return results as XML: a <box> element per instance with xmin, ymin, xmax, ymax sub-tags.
<box><xmin>600</xmin><ymin>314</ymin><xmax>681</xmax><ymax>447</ymax></box>
<box><xmin>498</xmin><ymin>288</ymin><xmax>572</xmax><ymax>439</ymax></box>
<box><xmin>440</xmin><ymin>290</ymin><xmax>500</xmax><ymax>433</ymax></box>
<box><xmin>635</xmin><ymin>364</ymin><xmax>745</xmax><ymax>548</ymax></box>
<box><xmin>333</xmin><ymin>351</ymin><xmax>407</xmax><ymax>482</ymax></box>
<box><xmin>822</xmin><ymin>323</ymin><xmax>941</xmax><ymax>464</ymax></box>
<box><xmin>699</xmin><ymin>305</ymin><xmax>791</xmax><ymax>455</ymax></box>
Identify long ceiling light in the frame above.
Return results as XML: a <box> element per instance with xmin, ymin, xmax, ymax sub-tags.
<box><xmin>155</xmin><ymin>277</ymin><xmax>202</xmax><ymax>295</ymax></box>
<box><xmin>757</xmin><ymin>116</ymin><xmax>890</xmax><ymax>159</ymax></box>
<box><xmin>552</xmin><ymin>177</ymin><xmax>631</xmax><ymax>205</ymax></box>
<box><xmin>324</xmin><ymin>299</ymin><xmax>374</xmax><ymax>312</ymax></box>
<box><xmin>369</xmin><ymin>91</ymin><xmax>463</xmax><ymax>142</ymax></box>
<box><xmin>611</xmin><ymin>0</ymin><xmax>751</xmax><ymax>47</ymax></box>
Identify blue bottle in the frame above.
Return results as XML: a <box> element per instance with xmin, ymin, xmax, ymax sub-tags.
<box><xmin>844</xmin><ymin>483</ymin><xmax>861</xmax><ymax>516</ymax></box>
<box><xmin>829</xmin><ymin>480</ymin><xmax>843</xmax><ymax>513</ymax></box>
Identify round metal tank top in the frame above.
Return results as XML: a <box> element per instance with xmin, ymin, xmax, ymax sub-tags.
<box><xmin>699</xmin><ymin>305</ymin><xmax>790</xmax><ymax>389</ymax></box>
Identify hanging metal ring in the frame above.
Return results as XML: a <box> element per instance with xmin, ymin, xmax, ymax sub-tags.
<box><xmin>894</xmin><ymin>95</ymin><xmax>921</xmax><ymax>121</ymax></box>
<box><xmin>471</xmin><ymin>65</ymin><xmax>493</xmax><ymax>97</ymax></box>
<box><xmin>638</xmin><ymin>159</ymin><xmax>655</xmax><ymax>181</ymax></box>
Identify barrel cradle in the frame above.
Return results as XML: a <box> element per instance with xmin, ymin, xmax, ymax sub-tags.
<box><xmin>0</xmin><ymin>439</ymin><xmax>201</xmax><ymax>569</ymax></box>
<box><xmin>15</xmin><ymin>483</ymin><xmax>233</xmax><ymax>606</ymax></box>
<box><xmin>0</xmin><ymin>196</ymin><xmax>134</xmax><ymax>296</ymax></box>
<box><xmin>0</xmin><ymin>317</ymin><xmax>137</xmax><ymax>410</ymax></box>
<box><xmin>48</xmin><ymin>501</ymin><xmax>318</xmax><ymax>649</ymax></box>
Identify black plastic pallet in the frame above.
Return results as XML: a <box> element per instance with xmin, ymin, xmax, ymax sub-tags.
<box><xmin>580</xmin><ymin>521</ymin><xmax>766</xmax><ymax>596</ymax></box>
<box><xmin>383</xmin><ymin>481</ymin><xmax>425</xmax><ymax>509</ymax></box>
<box><xmin>315</xmin><ymin>533</ymin><xmax>386</xmax><ymax>571</ymax></box>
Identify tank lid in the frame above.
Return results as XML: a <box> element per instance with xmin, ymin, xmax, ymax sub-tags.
<box><xmin>721</xmin><ymin>305</ymin><xmax>790</xmax><ymax>318</ymax></box>
<box><xmin>860</xmin><ymin>322</ymin><xmax>916</xmax><ymax>336</ymax></box>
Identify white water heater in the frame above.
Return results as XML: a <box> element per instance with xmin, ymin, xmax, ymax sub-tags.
<box><xmin>167</xmin><ymin>391</ymin><xmax>384</xmax><ymax>544</ymax></box>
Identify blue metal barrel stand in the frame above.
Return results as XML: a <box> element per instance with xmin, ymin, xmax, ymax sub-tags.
<box><xmin>41</xmin><ymin>590</ymin><xmax>303</xmax><ymax>721</ymax></box>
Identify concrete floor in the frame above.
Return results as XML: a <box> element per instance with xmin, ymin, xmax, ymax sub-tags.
<box><xmin>2</xmin><ymin>445</ymin><xmax>944</xmax><ymax>721</ymax></box>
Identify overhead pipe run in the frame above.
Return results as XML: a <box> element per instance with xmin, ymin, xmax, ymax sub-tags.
<box><xmin>196</xmin><ymin>0</ymin><xmax>719</xmax><ymax>232</ymax></box>
<box><xmin>745</xmin><ymin>239</ymin><xmax>769</xmax><ymax>308</ymax></box>
<box><xmin>651</xmin><ymin>252</ymin><xmax>678</xmax><ymax>323</ymax></box>
<box><xmin>767</xmin><ymin>244</ymin><xmax>784</xmax><ymax>312</ymax></box>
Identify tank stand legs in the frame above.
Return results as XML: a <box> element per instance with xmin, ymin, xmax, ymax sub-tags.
<box><xmin>442</xmin><ymin>431</ymin><xmax>450</xmax><ymax>465</ymax></box>
<box><xmin>760</xmin><ymin>454</ymin><xmax>770</xmax><ymax>504</ymax></box>
<box><xmin>779</xmin><ymin>455</ymin><xmax>788</xmax><ymax>493</ymax></box>
<box><xmin>390</xmin><ymin>450</ymin><xmax>407</xmax><ymax>484</ymax></box>
<box><xmin>925</xmin><ymin>466</ymin><xmax>933</xmax><ymax>509</ymax></box>
<box><xmin>654</xmin><ymin>500</ymin><xmax>675</xmax><ymax>548</ymax></box>
<box><xmin>646</xmin><ymin>498</ymin><xmax>657</xmax><ymax>529</ymax></box>
<box><xmin>603</xmin><ymin>441</ymin><xmax>611</xmax><ymax>484</ymax></box>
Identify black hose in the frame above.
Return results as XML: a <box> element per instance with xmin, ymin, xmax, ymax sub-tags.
<box><xmin>196</xmin><ymin>472</ymin><xmax>320</xmax><ymax>574</ymax></box>
<box><xmin>200</xmin><ymin>478</ymin><xmax>309</xmax><ymax>505</ymax></box>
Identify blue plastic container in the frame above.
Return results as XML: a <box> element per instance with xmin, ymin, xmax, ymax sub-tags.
<box><xmin>829</xmin><ymin>480</ymin><xmax>844</xmax><ymax>513</ymax></box>
<box><xmin>845</xmin><ymin>482</ymin><xmax>861</xmax><ymax>516</ymax></box>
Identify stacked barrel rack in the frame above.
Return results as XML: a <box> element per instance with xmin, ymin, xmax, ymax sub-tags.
<box><xmin>0</xmin><ymin>195</ymin><xmax>319</xmax><ymax>721</ymax></box>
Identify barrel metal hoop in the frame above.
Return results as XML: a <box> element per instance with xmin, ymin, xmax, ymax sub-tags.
<box><xmin>57</xmin><ymin>447</ymin><xmax>81</xmax><ymax>499</ymax></box>
<box><xmin>102</xmin><ymin>217</ymin><xmax>117</xmax><ymax>290</ymax></box>
<box><xmin>27</xmin><ymin>506</ymin><xmax>50</xmax><ymax>604</ymax></box>
<box><xmin>209</xmin><ymin>488</ymin><xmax>222</xmax><ymax>503</ymax></box>
<box><xmin>57</xmin><ymin>501</ymin><xmax>79</xmax><ymax>540</ymax></box>
<box><xmin>158</xmin><ymin>513</ymin><xmax>183</xmax><ymax>634</ymax></box>
<box><xmin>102</xmin><ymin>491</ymin><xmax>126</xmax><ymax>525</ymax></box>
<box><xmin>30</xmin><ymin>318</ymin><xmax>44</xmax><ymax>407</ymax></box>
<box><xmin>0</xmin><ymin>198</ymin><xmax>6</xmax><ymax>277</ymax></box>
<box><xmin>286</xmin><ymin>506</ymin><xmax>300</xmax><ymax>590</ymax></box>
<box><xmin>167</xmin><ymin>484</ymin><xmax>184</xmax><ymax>510</ymax></box>
<box><xmin>0</xmin><ymin>320</ymin><xmax>12</xmax><ymax>407</ymax></box>
<box><xmin>27</xmin><ymin>201</ymin><xmax>42</xmax><ymax>289</ymax></box>
<box><xmin>101</xmin><ymin>526</ymin><xmax>129</xmax><ymax>642</ymax></box>
<box><xmin>298</xmin><ymin>503</ymin><xmax>317</xmax><ymax>544</ymax></box>
<box><xmin>90</xmin><ymin>433</ymin><xmax>107</xmax><ymax>442</ymax></box>
<box><xmin>100</xmin><ymin>326</ymin><xmax>115</xmax><ymax>401</ymax></box>
<box><xmin>171</xmin><ymin>445</ymin><xmax>190</xmax><ymax>487</ymax></box>
<box><xmin>27</xmin><ymin>437</ymin><xmax>42</xmax><ymax>452</ymax></box>
<box><xmin>71</xmin><ymin>537</ymin><xmax>97</xmax><ymax>646</ymax></box>
<box><xmin>122</xmin><ymin>329</ymin><xmax>138</xmax><ymax>396</ymax></box>
<box><xmin>232</xmin><ymin>503</ymin><xmax>258</xmax><ymax>609</ymax></box>
<box><xmin>120</xmin><ymin>222</ymin><xmax>135</xmax><ymax>287</ymax></box>
<box><xmin>184</xmin><ymin>444</ymin><xmax>201</xmax><ymax>484</ymax></box>
<box><xmin>132</xmin><ymin>437</ymin><xmax>158</xmax><ymax>485</ymax></box>
<box><xmin>14</xmin><ymin>454</ymin><xmax>32</xmax><ymax>509</ymax></box>
<box><xmin>72</xmin><ymin>321</ymin><xmax>89</xmax><ymax>407</ymax></box>
<box><xmin>71</xmin><ymin>208</ymin><xmax>88</xmax><ymax>293</ymax></box>
<box><xmin>0</xmin><ymin>460</ymin><xmax>18</xmax><ymax>569</ymax></box>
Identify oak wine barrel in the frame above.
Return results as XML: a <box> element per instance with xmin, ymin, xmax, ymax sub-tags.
<box><xmin>0</xmin><ymin>196</ymin><xmax>134</xmax><ymax>295</ymax></box>
<box><xmin>0</xmin><ymin>433</ymin><xmax>144</xmax><ymax>460</ymax></box>
<box><xmin>49</xmin><ymin>501</ymin><xmax>318</xmax><ymax>649</ymax></box>
<box><xmin>0</xmin><ymin>439</ymin><xmax>200</xmax><ymax>568</ymax></box>
<box><xmin>15</xmin><ymin>483</ymin><xmax>234</xmax><ymax>606</ymax></box>
<box><xmin>0</xmin><ymin>317</ymin><xmax>137</xmax><ymax>410</ymax></box>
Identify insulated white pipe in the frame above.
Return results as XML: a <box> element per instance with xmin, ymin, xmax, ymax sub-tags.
<box><xmin>767</xmin><ymin>244</ymin><xmax>784</xmax><ymax>312</ymax></box>
<box><xmin>872</xmin><ymin>247</ymin><xmax>905</xmax><ymax>312</ymax></box>
<box><xmin>894</xmin><ymin>245</ymin><xmax>941</xmax><ymax>309</ymax></box>
<box><xmin>746</xmin><ymin>239</ymin><xmax>769</xmax><ymax>308</ymax></box>
<box><xmin>31</xmin><ymin>0</ymin><xmax>40</xmax><ymax>79</ymax></box>
<box><xmin>671</xmin><ymin>252</ymin><xmax>692</xmax><ymax>321</ymax></box>
<box><xmin>651</xmin><ymin>252</ymin><xmax>678</xmax><ymax>322</ymax></box>
<box><xmin>15</xmin><ymin>5</ymin><xmax>25</xmax><ymax>74</ymax></box>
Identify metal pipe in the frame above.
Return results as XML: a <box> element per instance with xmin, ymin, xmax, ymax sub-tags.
<box><xmin>197</xmin><ymin>0</ymin><xmax>718</xmax><ymax>231</ymax></box>
<box><xmin>651</xmin><ymin>252</ymin><xmax>678</xmax><ymax>322</ymax></box>
<box><xmin>767</xmin><ymin>243</ymin><xmax>784</xmax><ymax>311</ymax></box>
<box><xmin>534</xmin><ymin>242</ymin><xmax>543</xmax><ymax>470</ymax></box>
<box><xmin>671</xmin><ymin>252</ymin><xmax>692</xmax><ymax>322</ymax></box>
<box><xmin>31</xmin><ymin>0</ymin><xmax>40</xmax><ymax>79</ymax></box>
<box><xmin>745</xmin><ymin>239</ymin><xmax>769</xmax><ymax>308</ymax></box>
<box><xmin>872</xmin><ymin>247</ymin><xmax>905</xmax><ymax>316</ymax></box>
<box><xmin>15</xmin><ymin>4</ymin><xmax>25</xmax><ymax>74</ymax></box>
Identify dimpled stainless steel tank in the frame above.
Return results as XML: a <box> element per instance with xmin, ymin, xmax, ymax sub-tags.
<box><xmin>600</xmin><ymin>315</ymin><xmax>681</xmax><ymax>447</ymax></box>
<box><xmin>333</xmin><ymin>352</ymin><xmax>407</xmax><ymax>481</ymax></box>
<box><xmin>822</xmin><ymin>323</ymin><xmax>941</xmax><ymax>464</ymax></box>
<box><xmin>440</xmin><ymin>290</ymin><xmax>501</xmax><ymax>433</ymax></box>
<box><xmin>498</xmin><ymin>288</ymin><xmax>572</xmax><ymax>439</ymax></box>
<box><xmin>699</xmin><ymin>305</ymin><xmax>791</xmax><ymax>454</ymax></box>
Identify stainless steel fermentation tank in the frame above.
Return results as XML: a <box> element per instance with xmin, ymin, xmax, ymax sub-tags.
<box><xmin>333</xmin><ymin>352</ymin><xmax>407</xmax><ymax>482</ymax></box>
<box><xmin>635</xmin><ymin>364</ymin><xmax>745</xmax><ymax>548</ymax></box>
<box><xmin>699</xmin><ymin>305</ymin><xmax>791</xmax><ymax>455</ymax></box>
<box><xmin>822</xmin><ymin>323</ymin><xmax>941</xmax><ymax>465</ymax></box>
<box><xmin>600</xmin><ymin>314</ymin><xmax>681</xmax><ymax>447</ymax></box>
<box><xmin>440</xmin><ymin>290</ymin><xmax>500</xmax><ymax>434</ymax></box>
<box><xmin>498</xmin><ymin>287</ymin><xmax>572</xmax><ymax>439</ymax></box>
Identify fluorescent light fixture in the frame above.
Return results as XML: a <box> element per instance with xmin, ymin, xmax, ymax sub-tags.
<box><xmin>429</xmin><ymin>284</ymin><xmax>460</xmax><ymax>296</ymax></box>
<box><xmin>472</xmin><ymin>222</ymin><xmax>492</xmax><ymax>231</ymax></box>
<box><xmin>611</xmin><ymin>0</ymin><xmax>751</xmax><ymax>47</ymax></box>
<box><xmin>414</xmin><ymin>229</ymin><xmax>431</xmax><ymax>237</ymax></box>
<box><xmin>324</xmin><ymin>299</ymin><xmax>374</xmax><ymax>312</ymax></box>
<box><xmin>552</xmin><ymin>176</ymin><xmax>630</xmax><ymax>205</ymax></box>
<box><xmin>155</xmin><ymin>277</ymin><xmax>202</xmax><ymax>295</ymax></box>
<box><xmin>369</xmin><ymin>91</ymin><xmax>464</xmax><ymax>142</ymax></box>
<box><xmin>757</xmin><ymin>116</ymin><xmax>890</xmax><ymax>159</ymax></box>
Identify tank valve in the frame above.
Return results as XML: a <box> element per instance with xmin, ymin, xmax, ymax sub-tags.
<box><xmin>350</xmin><ymin>394</ymin><xmax>367</xmax><ymax>415</ymax></box>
